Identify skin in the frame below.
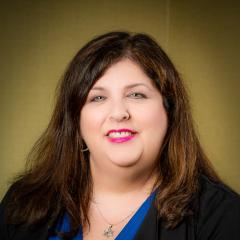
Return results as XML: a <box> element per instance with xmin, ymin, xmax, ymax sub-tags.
<box><xmin>80</xmin><ymin>58</ymin><xmax>168</xmax><ymax>239</ymax></box>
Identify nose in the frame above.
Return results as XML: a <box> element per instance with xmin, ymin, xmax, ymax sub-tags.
<box><xmin>109</xmin><ymin>100</ymin><xmax>130</xmax><ymax>122</ymax></box>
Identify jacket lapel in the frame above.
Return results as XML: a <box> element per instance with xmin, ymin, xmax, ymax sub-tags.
<box><xmin>134</xmin><ymin>201</ymin><xmax>158</xmax><ymax>240</ymax></box>
<box><xmin>134</xmin><ymin>202</ymin><xmax>191</xmax><ymax>240</ymax></box>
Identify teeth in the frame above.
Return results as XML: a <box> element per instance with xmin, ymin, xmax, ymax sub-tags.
<box><xmin>108</xmin><ymin>131</ymin><xmax>133</xmax><ymax>138</ymax></box>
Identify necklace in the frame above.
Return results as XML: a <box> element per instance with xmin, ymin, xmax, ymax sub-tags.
<box><xmin>92</xmin><ymin>200</ymin><xmax>140</xmax><ymax>239</ymax></box>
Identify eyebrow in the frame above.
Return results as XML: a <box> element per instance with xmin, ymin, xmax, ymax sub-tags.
<box><xmin>91</xmin><ymin>83</ymin><xmax>153</xmax><ymax>91</ymax></box>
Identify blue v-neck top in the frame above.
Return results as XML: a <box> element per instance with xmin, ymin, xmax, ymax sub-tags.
<box><xmin>49</xmin><ymin>190</ymin><xmax>156</xmax><ymax>240</ymax></box>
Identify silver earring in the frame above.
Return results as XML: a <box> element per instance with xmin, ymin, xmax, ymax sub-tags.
<box><xmin>81</xmin><ymin>146</ymin><xmax>89</xmax><ymax>152</ymax></box>
<box><xmin>81</xmin><ymin>142</ymin><xmax>89</xmax><ymax>152</ymax></box>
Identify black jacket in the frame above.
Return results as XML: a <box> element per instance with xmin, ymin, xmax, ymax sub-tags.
<box><xmin>1</xmin><ymin>175</ymin><xmax>240</xmax><ymax>240</ymax></box>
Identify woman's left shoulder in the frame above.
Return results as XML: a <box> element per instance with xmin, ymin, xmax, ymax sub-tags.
<box><xmin>199</xmin><ymin>174</ymin><xmax>240</xmax><ymax>205</ymax></box>
<box><xmin>196</xmin><ymin>174</ymin><xmax>240</xmax><ymax>239</ymax></box>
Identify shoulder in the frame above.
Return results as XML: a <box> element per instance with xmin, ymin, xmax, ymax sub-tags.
<box><xmin>198</xmin><ymin>174</ymin><xmax>240</xmax><ymax>209</ymax></box>
<box><xmin>196</xmin><ymin>174</ymin><xmax>240</xmax><ymax>239</ymax></box>
<box><xmin>0</xmin><ymin>185</ymin><xmax>16</xmax><ymax>239</ymax></box>
<box><xmin>0</xmin><ymin>184</ymin><xmax>49</xmax><ymax>240</ymax></box>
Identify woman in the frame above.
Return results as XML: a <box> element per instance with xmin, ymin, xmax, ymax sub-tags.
<box><xmin>0</xmin><ymin>31</ymin><xmax>240</xmax><ymax>240</ymax></box>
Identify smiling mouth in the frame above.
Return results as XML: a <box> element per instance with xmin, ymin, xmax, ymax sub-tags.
<box><xmin>107</xmin><ymin>129</ymin><xmax>136</xmax><ymax>143</ymax></box>
<box><xmin>108</xmin><ymin>131</ymin><xmax>134</xmax><ymax>138</ymax></box>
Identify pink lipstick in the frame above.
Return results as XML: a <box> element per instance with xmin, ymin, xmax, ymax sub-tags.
<box><xmin>106</xmin><ymin>128</ymin><xmax>137</xmax><ymax>143</ymax></box>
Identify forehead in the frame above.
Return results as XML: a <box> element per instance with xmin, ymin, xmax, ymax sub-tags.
<box><xmin>91</xmin><ymin>59</ymin><xmax>156</xmax><ymax>90</ymax></box>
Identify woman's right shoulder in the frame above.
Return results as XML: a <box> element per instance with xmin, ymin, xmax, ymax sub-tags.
<box><xmin>0</xmin><ymin>183</ymin><xmax>49</xmax><ymax>240</ymax></box>
<box><xmin>0</xmin><ymin>183</ymin><xmax>18</xmax><ymax>214</ymax></box>
<box><xmin>0</xmin><ymin>184</ymin><xmax>18</xmax><ymax>239</ymax></box>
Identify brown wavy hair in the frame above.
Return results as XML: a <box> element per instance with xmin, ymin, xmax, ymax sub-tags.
<box><xmin>6</xmin><ymin>31</ymin><xmax>219</xmax><ymax>237</ymax></box>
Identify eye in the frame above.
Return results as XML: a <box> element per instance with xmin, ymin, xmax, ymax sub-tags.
<box><xmin>128</xmin><ymin>92</ymin><xmax>147</xmax><ymax>99</ymax></box>
<box><xmin>90</xmin><ymin>96</ymin><xmax>106</xmax><ymax>102</ymax></box>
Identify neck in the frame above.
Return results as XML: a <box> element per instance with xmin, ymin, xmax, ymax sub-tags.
<box><xmin>90</xmin><ymin>160</ymin><xmax>158</xmax><ymax>201</ymax></box>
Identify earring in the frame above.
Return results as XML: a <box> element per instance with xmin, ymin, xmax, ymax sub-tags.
<box><xmin>81</xmin><ymin>142</ymin><xmax>89</xmax><ymax>152</ymax></box>
<box><xmin>81</xmin><ymin>147</ymin><xmax>89</xmax><ymax>152</ymax></box>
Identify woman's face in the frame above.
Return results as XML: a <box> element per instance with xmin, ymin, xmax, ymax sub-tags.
<box><xmin>80</xmin><ymin>59</ymin><xmax>168</xmax><ymax>173</ymax></box>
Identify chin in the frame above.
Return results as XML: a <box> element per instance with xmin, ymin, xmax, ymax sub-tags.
<box><xmin>107</xmin><ymin>152</ymin><xmax>143</xmax><ymax>168</ymax></box>
<box><xmin>110</xmin><ymin>158</ymin><xmax>140</xmax><ymax>168</ymax></box>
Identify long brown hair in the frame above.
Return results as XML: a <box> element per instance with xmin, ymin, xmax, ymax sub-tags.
<box><xmin>6</xmin><ymin>31</ymin><xmax>219</xmax><ymax>236</ymax></box>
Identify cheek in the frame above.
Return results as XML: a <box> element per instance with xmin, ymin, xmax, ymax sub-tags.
<box><xmin>80</xmin><ymin>108</ymin><xmax>105</xmax><ymax>138</ymax></box>
<box><xmin>138</xmin><ymin>103</ymin><xmax>167</xmax><ymax>129</ymax></box>
<box><xmin>153</xmin><ymin>109</ymin><xmax>168</xmax><ymax>131</ymax></box>
<box><xmin>138</xmin><ymin>104</ymin><xmax>168</xmax><ymax>143</ymax></box>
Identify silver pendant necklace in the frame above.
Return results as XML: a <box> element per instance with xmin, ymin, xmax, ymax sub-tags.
<box><xmin>92</xmin><ymin>201</ymin><xmax>139</xmax><ymax>239</ymax></box>
<box><xmin>103</xmin><ymin>224</ymin><xmax>114</xmax><ymax>238</ymax></box>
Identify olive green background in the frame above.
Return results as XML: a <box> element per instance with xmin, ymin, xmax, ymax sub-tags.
<box><xmin>0</xmin><ymin>0</ymin><xmax>239</xmax><ymax>199</ymax></box>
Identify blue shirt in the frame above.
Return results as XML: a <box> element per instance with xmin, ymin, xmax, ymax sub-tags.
<box><xmin>49</xmin><ymin>190</ymin><xmax>156</xmax><ymax>240</ymax></box>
